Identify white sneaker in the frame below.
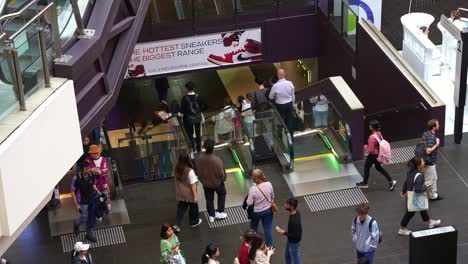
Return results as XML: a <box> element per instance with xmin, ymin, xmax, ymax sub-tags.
<box><xmin>428</xmin><ymin>219</ymin><xmax>441</xmax><ymax>229</ymax></box>
<box><xmin>215</xmin><ymin>212</ymin><xmax>228</xmax><ymax>219</ymax></box>
<box><xmin>398</xmin><ymin>228</ymin><xmax>411</xmax><ymax>236</ymax></box>
<box><xmin>190</xmin><ymin>218</ymin><xmax>203</xmax><ymax>227</ymax></box>
<box><xmin>209</xmin><ymin>216</ymin><xmax>215</xmax><ymax>223</ymax></box>
<box><xmin>173</xmin><ymin>225</ymin><xmax>180</xmax><ymax>233</ymax></box>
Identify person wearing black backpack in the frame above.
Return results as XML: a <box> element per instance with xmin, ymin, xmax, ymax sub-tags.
<box><xmin>351</xmin><ymin>203</ymin><xmax>380</xmax><ymax>264</ymax></box>
<box><xmin>180</xmin><ymin>81</ymin><xmax>206</xmax><ymax>152</ymax></box>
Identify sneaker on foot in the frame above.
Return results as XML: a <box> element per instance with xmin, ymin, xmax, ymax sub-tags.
<box><xmin>209</xmin><ymin>216</ymin><xmax>215</xmax><ymax>223</ymax></box>
<box><xmin>428</xmin><ymin>219</ymin><xmax>441</xmax><ymax>228</ymax></box>
<box><xmin>398</xmin><ymin>228</ymin><xmax>411</xmax><ymax>236</ymax></box>
<box><xmin>190</xmin><ymin>218</ymin><xmax>203</xmax><ymax>227</ymax></box>
<box><xmin>430</xmin><ymin>196</ymin><xmax>444</xmax><ymax>201</ymax></box>
<box><xmin>215</xmin><ymin>212</ymin><xmax>228</xmax><ymax>219</ymax></box>
<box><xmin>356</xmin><ymin>182</ymin><xmax>368</xmax><ymax>188</ymax></box>
<box><xmin>173</xmin><ymin>225</ymin><xmax>180</xmax><ymax>233</ymax></box>
<box><xmin>389</xmin><ymin>180</ymin><xmax>397</xmax><ymax>191</ymax></box>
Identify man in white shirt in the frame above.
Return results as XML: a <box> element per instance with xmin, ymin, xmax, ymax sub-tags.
<box><xmin>269</xmin><ymin>69</ymin><xmax>295</xmax><ymax>135</ymax></box>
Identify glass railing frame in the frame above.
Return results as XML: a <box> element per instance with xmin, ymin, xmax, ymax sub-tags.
<box><xmin>251</xmin><ymin>101</ymin><xmax>294</xmax><ymax>167</ymax></box>
<box><xmin>147</xmin><ymin>0</ymin><xmax>318</xmax><ymax>30</ymax></box>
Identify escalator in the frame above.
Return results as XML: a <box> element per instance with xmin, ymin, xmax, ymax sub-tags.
<box><xmin>203</xmin><ymin>106</ymin><xmax>254</xmax><ymax>176</ymax></box>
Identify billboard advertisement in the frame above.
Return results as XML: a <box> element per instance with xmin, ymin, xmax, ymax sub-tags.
<box><xmin>125</xmin><ymin>28</ymin><xmax>262</xmax><ymax>78</ymax></box>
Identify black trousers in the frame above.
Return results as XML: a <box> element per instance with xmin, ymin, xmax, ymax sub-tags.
<box><xmin>203</xmin><ymin>184</ymin><xmax>227</xmax><ymax>217</ymax></box>
<box><xmin>176</xmin><ymin>201</ymin><xmax>199</xmax><ymax>226</ymax></box>
<box><xmin>183</xmin><ymin>119</ymin><xmax>202</xmax><ymax>152</ymax></box>
<box><xmin>363</xmin><ymin>154</ymin><xmax>392</xmax><ymax>184</ymax></box>
<box><xmin>275</xmin><ymin>102</ymin><xmax>294</xmax><ymax>136</ymax></box>
<box><xmin>401</xmin><ymin>209</ymin><xmax>430</xmax><ymax>227</ymax></box>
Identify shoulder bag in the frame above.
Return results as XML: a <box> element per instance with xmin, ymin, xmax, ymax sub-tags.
<box><xmin>256</xmin><ymin>184</ymin><xmax>278</xmax><ymax>213</ymax></box>
<box><xmin>407</xmin><ymin>173</ymin><xmax>429</xmax><ymax>212</ymax></box>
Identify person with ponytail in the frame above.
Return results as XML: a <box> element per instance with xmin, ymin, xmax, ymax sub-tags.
<box><xmin>201</xmin><ymin>244</ymin><xmax>220</xmax><ymax>264</ymax></box>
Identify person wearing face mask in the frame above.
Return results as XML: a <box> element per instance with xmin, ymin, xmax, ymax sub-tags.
<box><xmin>85</xmin><ymin>145</ymin><xmax>111</xmax><ymax>211</ymax></box>
<box><xmin>276</xmin><ymin>198</ymin><xmax>302</xmax><ymax>264</ymax></box>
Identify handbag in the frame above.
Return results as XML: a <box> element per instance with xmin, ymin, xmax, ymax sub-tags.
<box><xmin>407</xmin><ymin>173</ymin><xmax>429</xmax><ymax>212</ymax></box>
<box><xmin>256</xmin><ymin>184</ymin><xmax>279</xmax><ymax>213</ymax></box>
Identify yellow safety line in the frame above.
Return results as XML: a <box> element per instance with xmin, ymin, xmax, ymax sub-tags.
<box><xmin>294</xmin><ymin>153</ymin><xmax>334</xmax><ymax>162</ymax></box>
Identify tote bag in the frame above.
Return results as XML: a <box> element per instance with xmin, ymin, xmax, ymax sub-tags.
<box><xmin>407</xmin><ymin>173</ymin><xmax>429</xmax><ymax>212</ymax></box>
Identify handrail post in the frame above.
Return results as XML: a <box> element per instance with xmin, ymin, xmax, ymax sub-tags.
<box><xmin>69</xmin><ymin>0</ymin><xmax>85</xmax><ymax>36</ymax></box>
<box><xmin>69</xmin><ymin>0</ymin><xmax>95</xmax><ymax>39</ymax></box>
<box><xmin>10</xmin><ymin>47</ymin><xmax>26</xmax><ymax>111</ymax></box>
<box><xmin>38</xmin><ymin>27</ymin><xmax>51</xmax><ymax>88</ymax></box>
<box><xmin>50</xmin><ymin>0</ymin><xmax>62</xmax><ymax>58</ymax></box>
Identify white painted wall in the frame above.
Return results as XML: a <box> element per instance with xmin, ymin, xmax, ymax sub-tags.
<box><xmin>0</xmin><ymin>80</ymin><xmax>82</xmax><ymax>236</ymax></box>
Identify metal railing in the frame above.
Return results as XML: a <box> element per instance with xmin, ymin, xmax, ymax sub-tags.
<box><xmin>0</xmin><ymin>0</ymin><xmax>93</xmax><ymax>116</ymax></box>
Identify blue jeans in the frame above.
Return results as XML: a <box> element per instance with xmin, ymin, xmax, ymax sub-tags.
<box><xmin>285</xmin><ymin>241</ymin><xmax>302</xmax><ymax>264</ymax></box>
<box><xmin>250</xmin><ymin>208</ymin><xmax>273</xmax><ymax>246</ymax></box>
<box><xmin>357</xmin><ymin>250</ymin><xmax>375</xmax><ymax>264</ymax></box>
<box><xmin>313</xmin><ymin>110</ymin><xmax>328</xmax><ymax>127</ymax></box>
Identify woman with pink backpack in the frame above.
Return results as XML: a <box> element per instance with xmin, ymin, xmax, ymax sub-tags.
<box><xmin>356</xmin><ymin>120</ymin><xmax>397</xmax><ymax>191</ymax></box>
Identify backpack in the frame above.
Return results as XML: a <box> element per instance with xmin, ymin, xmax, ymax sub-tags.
<box><xmin>373</xmin><ymin>134</ymin><xmax>391</xmax><ymax>165</ymax></box>
<box><xmin>184</xmin><ymin>94</ymin><xmax>202</xmax><ymax>123</ymax></box>
<box><xmin>354</xmin><ymin>216</ymin><xmax>382</xmax><ymax>244</ymax></box>
<box><xmin>414</xmin><ymin>141</ymin><xmax>426</xmax><ymax>160</ymax></box>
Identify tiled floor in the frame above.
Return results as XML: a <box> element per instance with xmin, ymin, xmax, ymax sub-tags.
<box><xmin>5</xmin><ymin>136</ymin><xmax>468</xmax><ymax>263</ymax></box>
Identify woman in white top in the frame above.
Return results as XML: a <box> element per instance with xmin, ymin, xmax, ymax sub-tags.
<box><xmin>212</xmin><ymin>97</ymin><xmax>235</xmax><ymax>143</ymax></box>
<box><xmin>309</xmin><ymin>94</ymin><xmax>329</xmax><ymax>128</ymax></box>
<box><xmin>242</xmin><ymin>93</ymin><xmax>256</xmax><ymax>137</ymax></box>
<box><xmin>201</xmin><ymin>243</ymin><xmax>221</xmax><ymax>264</ymax></box>
<box><xmin>246</xmin><ymin>169</ymin><xmax>275</xmax><ymax>247</ymax></box>
<box><xmin>248</xmin><ymin>233</ymin><xmax>275</xmax><ymax>264</ymax></box>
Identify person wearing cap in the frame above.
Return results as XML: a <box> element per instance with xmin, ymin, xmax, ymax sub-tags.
<box><xmin>72</xmin><ymin>242</ymin><xmax>93</xmax><ymax>264</ymax></box>
<box><xmin>71</xmin><ymin>161</ymin><xmax>100</xmax><ymax>243</ymax></box>
<box><xmin>85</xmin><ymin>145</ymin><xmax>111</xmax><ymax>210</ymax></box>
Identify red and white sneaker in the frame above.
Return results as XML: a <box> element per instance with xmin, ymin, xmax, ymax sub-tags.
<box><xmin>236</xmin><ymin>39</ymin><xmax>262</xmax><ymax>62</ymax></box>
<box><xmin>207</xmin><ymin>48</ymin><xmax>245</xmax><ymax>65</ymax></box>
<box><xmin>221</xmin><ymin>31</ymin><xmax>244</xmax><ymax>47</ymax></box>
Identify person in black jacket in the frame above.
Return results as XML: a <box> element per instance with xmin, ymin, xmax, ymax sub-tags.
<box><xmin>398</xmin><ymin>157</ymin><xmax>441</xmax><ymax>236</ymax></box>
<box><xmin>180</xmin><ymin>81</ymin><xmax>207</xmax><ymax>152</ymax></box>
<box><xmin>276</xmin><ymin>197</ymin><xmax>302</xmax><ymax>264</ymax></box>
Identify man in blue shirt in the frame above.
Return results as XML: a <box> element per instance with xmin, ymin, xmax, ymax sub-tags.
<box><xmin>421</xmin><ymin>119</ymin><xmax>443</xmax><ymax>201</ymax></box>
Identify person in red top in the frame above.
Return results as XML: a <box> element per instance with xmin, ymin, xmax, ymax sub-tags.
<box><xmin>356</xmin><ymin>120</ymin><xmax>397</xmax><ymax>190</ymax></box>
<box><xmin>238</xmin><ymin>230</ymin><xmax>256</xmax><ymax>264</ymax></box>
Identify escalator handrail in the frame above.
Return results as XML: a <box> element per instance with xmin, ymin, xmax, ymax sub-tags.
<box><xmin>175</xmin><ymin>115</ymin><xmax>196</xmax><ymax>158</ymax></box>
<box><xmin>0</xmin><ymin>0</ymin><xmax>38</xmax><ymax>24</ymax></box>
<box><xmin>203</xmin><ymin>105</ymin><xmax>238</xmax><ymax>121</ymax></box>
<box><xmin>296</xmin><ymin>128</ymin><xmax>339</xmax><ymax>160</ymax></box>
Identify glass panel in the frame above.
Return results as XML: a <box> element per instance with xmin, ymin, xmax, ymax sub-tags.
<box><xmin>145</xmin><ymin>0</ymin><xmax>193</xmax><ymax>24</ymax></box>
<box><xmin>237</xmin><ymin>0</ymin><xmax>275</xmax><ymax>14</ymax></box>
<box><xmin>195</xmin><ymin>0</ymin><xmax>234</xmax><ymax>18</ymax></box>
<box><xmin>13</xmin><ymin>22</ymin><xmax>45</xmax><ymax>97</ymax></box>
<box><xmin>114</xmin><ymin>116</ymin><xmax>188</xmax><ymax>183</ymax></box>
<box><xmin>342</xmin><ymin>0</ymin><xmax>358</xmax><ymax>50</ymax></box>
<box><xmin>280</xmin><ymin>0</ymin><xmax>316</xmax><ymax>11</ymax></box>
<box><xmin>329</xmin><ymin>0</ymin><xmax>343</xmax><ymax>33</ymax></box>
<box><xmin>0</xmin><ymin>52</ymin><xmax>19</xmax><ymax>121</ymax></box>
<box><xmin>252</xmin><ymin>103</ymin><xmax>292</xmax><ymax>166</ymax></box>
<box><xmin>204</xmin><ymin>106</ymin><xmax>237</xmax><ymax>145</ymax></box>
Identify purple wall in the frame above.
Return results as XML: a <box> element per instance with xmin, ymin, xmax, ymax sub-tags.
<box><xmin>54</xmin><ymin>0</ymin><xmax>150</xmax><ymax>136</ymax></box>
<box><xmin>317</xmin><ymin>13</ymin><xmax>445</xmax><ymax>144</ymax></box>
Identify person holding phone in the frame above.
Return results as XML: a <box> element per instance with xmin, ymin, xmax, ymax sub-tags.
<box><xmin>248</xmin><ymin>234</ymin><xmax>275</xmax><ymax>264</ymax></box>
<box><xmin>276</xmin><ymin>198</ymin><xmax>302</xmax><ymax>264</ymax></box>
<box><xmin>160</xmin><ymin>223</ymin><xmax>185</xmax><ymax>264</ymax></box>
<box><xmin>398</xmin><ymin>157</ymin><xmax>441</xmax><ymax>236</ymax></box>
